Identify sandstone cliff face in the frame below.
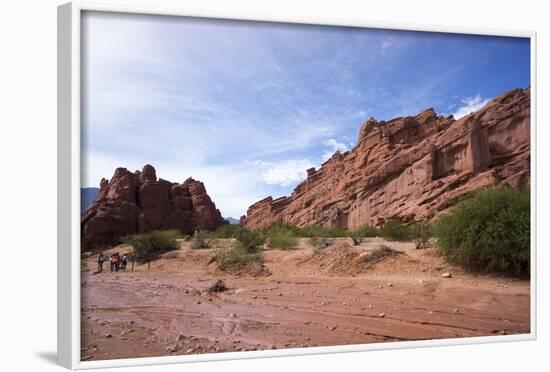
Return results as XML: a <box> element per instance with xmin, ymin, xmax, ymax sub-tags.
<box><xmin>242</xmin><ymin>87</ymin><xmax>530</xmax><ymax>230</ymax></box>
<box><xmin>81</xmin><ymin>165</ymin><xmax>226</xmax><ymax>250</ymax></box>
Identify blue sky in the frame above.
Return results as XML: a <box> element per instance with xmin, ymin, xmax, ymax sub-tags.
<box><xmin>81</xmin><ymin>11</ymin><xmax>530</xmax><ymax>218</ymax></box>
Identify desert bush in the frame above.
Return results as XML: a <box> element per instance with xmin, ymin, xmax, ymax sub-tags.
<box><xmin>268</xmin><ymin>231</ymin><xmax>298</xmax><ymax>250</ymax></box>
<box><xmin>410</xmin><ymin>221</ymin><xmax>432</xmax><ymax>249</ymax></box>
<box><xmin>207</xmin><ymin>224</ymin><xmax>242</xmax><ymax>239</ymax></box>
<box><xmin>352</xmin><ymin>224</ymin><xmax>380</xmax><ymax>238</ymax></box>
<box><xmin>433</xmin><ymin>187</ymin><xmax>530</xmax><ymax>276</ymax></box>
<box><xmin>299</xmin><ymin>224</ymin><xmax>331</xmax><ymax>237</ymax></box>
<box><xmin>213</xmin><ymin>241</ymin><xmax>262</xmax><ymax>271</ymax></box>
<box><xmin>235</xmin><ymin>229</ymin><xmax>265</xmax><ymax>253</ymax></box>
<box><xmin>191</xmin><ymin>231</ymin><xmax>210</xmax><ymax>249</ymax></box>
<box><xmin>263</xmin><ymin>223</ymin><xmax>298</xmax><ymax>250</ymax></box>
<box><xmin>295</xmin><ymin>224</ymin><xmax>349</xmax><ymax>237</ymax></box>
<box><xmin>381</xmin><ymin>219</ymin><xmax>411</xmax><ymax>241</ymax></box>
<box><xmin>328</xmin><ymin>228</ymin><xmax>350</xmax><ymax>237</ymax></box>
<box><xmin>122</xmin><ymin>230</ymin><xmax>179</xmax><ymax>266</ymax></box>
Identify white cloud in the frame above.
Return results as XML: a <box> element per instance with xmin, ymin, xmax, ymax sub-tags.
<box><xmin>452</xmin><ymin>94</ymin><xmax>491</xmax><ymax>119</ymax></box>
<box><xmin>255</xmin><ymin>159</ymin><xmax>316</xmax><ymax>187</ymax></box>
<box><xmin>325</xmin><ymin>138</ymin><xmax>349</xmax><ymax>152</ymax></box>
<box><xmin>322</xmin><ymin>138</ymin><xmax>349</xmax><ymax>161</ymax></box>
<box><xmin>382</xmin><ymin>41</ymin><xmax>393</xmax><ymax>49</ymax></box>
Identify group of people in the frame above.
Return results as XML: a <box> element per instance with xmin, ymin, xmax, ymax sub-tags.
<box><xmin>96</xmin><ymin>252</ymin><xmax>130</xmax><ymax>272</ymax></box>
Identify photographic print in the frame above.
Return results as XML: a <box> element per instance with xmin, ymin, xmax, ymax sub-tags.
<box><xmin>79</xmin><ymin>10</ymin><xmax>531</xmax><ymax>362</ymax></box>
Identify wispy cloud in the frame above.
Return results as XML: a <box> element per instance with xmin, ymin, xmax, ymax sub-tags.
<box><xmin>452</xmin><ymin>94</ymin><xmax>491</xmax><ymax>119</ymax></box>
<box><xmin>322</xmin><ymin>138</ymin><xmax>349</xmax><ymax>161</ymax></box>
<box><xmin>382</xmin><ymin>40</ymin><xmax>393</xmax><ymax>49</ymax></box>
<box><xmin>81</xmin><ymin>11</ymin><xmax>529</xmax><ymax>217</ymax></box>
<box><xmin>254</xmin><ymin>159</ymin><xmax>316</xmax><ymax>187</ymax></box>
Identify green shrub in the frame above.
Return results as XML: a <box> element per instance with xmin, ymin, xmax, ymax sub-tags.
<box><xmin>206</xmin><ymin>224</ymin><xmax>242</xmax><ymax>239</ymax></box>
<box><xmin>122</xmin><ymin>230</ymin><xmax>179</xmax><ymax>265</ymax></box>
<box><xmin>381</xmin><ymin>219</ymin><xmax>411</xmax><ymax>241</ymax></box>
<box><xmin>235</xmin><ymin>229</ymin><xmax>265</xmax><ymax>253</ymax></box>
<box><xmin>262</xmin><ymin>223</ymin><xmax>298</xmax><ymax>250</ymax></box>
<box><xmin>214</xmin><ymin>241</ymin><xmax>262</xmax><ymax>271</ymax></box>
<box><xmin>269</xmin><ymin>231</ymin><xmax>297</xmax><ymax>249</ymax></box>
<box><xmin>410</xmin><ymin>221</ymin><xmax>432</xmax><ymax>249</ymax></box>
<box><xmin>434</xmin><ymin>187</ymin><xmax>530</xmax><ymax>275</ymax></box>
<box><xmin>299</xmin><ymin>225</ymin><xmax>331</xmax><ymax>237</ymax></box>
<box><xmin>328</xmin><ymin>228</ymin><xmax>349</xmax><ymax>237</ymax></box>
<box><xmin>352</xmin><ymin>224</ymin><xmax>380</xmax><ymax>238</ymax></box>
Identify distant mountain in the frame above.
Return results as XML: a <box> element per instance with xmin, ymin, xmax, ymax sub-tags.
<box><xmin>225</xmin><ymin>217</ymin><xmax>240</xmax><ymax>225</ymax></box>
<box><xmin>81</xmin><ymin>187</ymin><xmax>99</xmax><ymax>213</ymax></box>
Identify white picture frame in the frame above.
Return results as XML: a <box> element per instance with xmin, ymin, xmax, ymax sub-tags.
<box><xmin>57</xmin><ymin>1</ymin><xmax>537</xmax><ymax>369</ymax></box>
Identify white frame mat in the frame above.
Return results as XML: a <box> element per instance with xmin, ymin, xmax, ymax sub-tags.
<box><xmin>57</xmin><ymin>1</ymin><xmax>537</xmax><ymax>369</ymax></box>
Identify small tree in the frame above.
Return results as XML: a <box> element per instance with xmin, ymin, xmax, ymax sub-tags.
<box><xmin>434</xmin><ymin>187</ymin><xmax>530</xmax><ymax>275</ymax></box>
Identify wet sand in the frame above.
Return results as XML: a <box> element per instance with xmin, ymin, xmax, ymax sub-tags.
<box><xmin>80</xmin><ymin>238</ymin><xmax>530</xmax><ymax>361</ymax></box>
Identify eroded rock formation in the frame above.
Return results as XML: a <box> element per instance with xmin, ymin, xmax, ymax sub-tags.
<box><xmin>81</xmin><ymin>165</ymin><xmax>226</xmax><ymax>250</ymax></box>
<box><xmin>242</xmin><ymin>87</ymin><xmax>530</xmax><ymax>229</ymax></box>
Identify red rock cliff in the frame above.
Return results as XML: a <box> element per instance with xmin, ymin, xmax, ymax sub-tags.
<box><xmin>241</xmin><ymin>87</ymin><xmax>530</xmax><ymax>229</ymax></box>
<box><xmin>81</xmin><ymin>165</ymin><xmax>227</xmax><ymax>250</ymax></box>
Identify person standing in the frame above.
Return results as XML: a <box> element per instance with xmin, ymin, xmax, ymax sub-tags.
<box><xmin>121</xmin><ymin>254</ymin><xmax>128</xmax><ymax>271</ymax></box>
<box><xmin>112</xmin><ymin>253</ymin><xmax>120</xmax><ymax>272</ymax></box>
<box><xmin>97</xmin><ymin>253</ymin><xmax>105</xmax><ymax>272</ymax></box>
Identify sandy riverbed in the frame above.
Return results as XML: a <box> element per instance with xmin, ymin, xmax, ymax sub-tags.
<box><xmin>80</xmin><ymin>238</ymin><xmax>530</xmax><ymax>361</ymax></box>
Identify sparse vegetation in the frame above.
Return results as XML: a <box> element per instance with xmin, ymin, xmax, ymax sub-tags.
<box><xmin>410</xmin><ymin>220</ymin><xmax>432</xmax><ymax>249</ymax></box>
<box><xmin>206</xmin><ymin>224</ymin><xmax>242</xmax><ymax>239</ymax></box>
<box><xmin>381</xmin><ymin>219</ymin><xmax>411</xmax><ymax>241</ymax></box>
<box><xmin>191</xmin><ymin>231</ymin><xmax>210</xmax><ymax>249</ymax></box>
<box><xmin>351</xmin><ymin>224</ymin><xmax>380</xmax><ymax>238</ymax></box>
<box><xmin>299</xmin><ymin>224</ymin><xmax>331</xmax><ymax>238</ymax></box>
<box><xmin>433</xmin><ymin>187</ymin><xmax>530</xmax><ymax>276</ymax></box>
<box><xmin>213</xmin><ymin>241</ymin><xmax>263</xmax><ymax>271</ymax></box>
<box><xmin>349</xmin><ymin>224</ymin><xmax>380</xmax><ymax>245</ymax></box>
<box><xmin>262</xmin><ymin>223</ymin><xmax>298</xmax><ymax>250</ymax></box>
<box><xmin>235</xmin><ymin>229</ymin><xmax>265</xmax><ymax>253</ymax></box>
<box><xmin>122</xmin><ymin>229</ymin><xmax>180</xmax><ymax>268</ymax></box>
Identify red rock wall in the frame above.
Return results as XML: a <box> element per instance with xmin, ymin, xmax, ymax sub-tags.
<box><xmin>81</xmin><ymin>165</ymin><xmax>226</xmax><ymax>250</ymax></box>
<box><xmin>242</xmin><ymin>87</ymin><xmax>530</xmax><ymax>230</ymax></box>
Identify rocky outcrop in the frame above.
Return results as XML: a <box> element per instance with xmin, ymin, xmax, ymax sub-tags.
<box><xmin>81</xmin><ymin>165</ymin><xmax>226</xmax><ymax>250</ymax></box>
<box><xmin>242</xmin><ymin>87</ymin><xmax>530</xmax><ymax>229</ymax></box>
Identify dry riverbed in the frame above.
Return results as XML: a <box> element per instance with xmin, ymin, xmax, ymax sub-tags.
<box><xmin>80</xmin><ymin>238</ymin><xmax>530</xmax><ymax>361</ymax></box>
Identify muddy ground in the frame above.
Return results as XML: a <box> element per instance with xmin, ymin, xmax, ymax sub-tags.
<box><xmin>80</xmin><ymin>238</ymin><xmax>530</xmax><ymax>361</ymax></box>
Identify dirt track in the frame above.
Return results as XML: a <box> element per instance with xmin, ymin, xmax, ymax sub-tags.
<box><xmin>80</xmin><ymin>238</ymin><xmax>530</xmax><ymax>361</ymax></box>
